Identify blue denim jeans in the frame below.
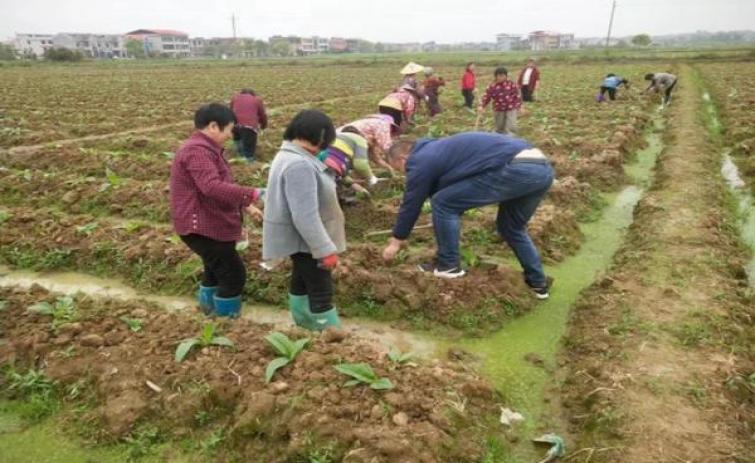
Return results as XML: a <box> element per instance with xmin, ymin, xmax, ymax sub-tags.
<box><xmin>431</xmin><ymin>161</ymin><xmax>554</xmax><ymax>287</ymax></box>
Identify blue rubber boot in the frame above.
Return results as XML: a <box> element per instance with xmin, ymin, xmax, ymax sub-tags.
<box><xmin>213</xmin><ymin>295</ymin><xmax>242</xmax><ymax>318</ymax></box>
<box><xmin>288</xmin><ymin>293</ymin><xmax>313</xmax><ymax>328</ymax></box>
<box><xmin>310</xmin><ymin>307</ymin><xmax>341</xmax><ymax>331</ymax></box>
<box><xmin>197</xmin><ymin>285</ymin><xmax>217</xmax><ymax>315</ymax></box>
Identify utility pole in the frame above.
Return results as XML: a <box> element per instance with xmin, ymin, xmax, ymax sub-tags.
<box><xmin>231</xmin><ymin>13</ymin><xmax>238</xmax><ymax>40</ymax></box>
<box><xmin>605</xmin><ymin>0</ymin><xmax>617</xmax><ymax>49</ymax></box>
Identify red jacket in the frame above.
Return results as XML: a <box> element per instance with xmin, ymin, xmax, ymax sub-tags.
<box><xmin>461</xmin><ymin>70</ymin><xmax>476</xmax><ymax>90</ymax></box>
<box><xmin>230</xmin><ymin>93</ymin><xmax>268</xmax><ymax>130</ymax></box>
<box><xmin>517</xmin><ymin>66</ymin><xmax>540</xmax><ymax>91</ymax></box>
<box><xmin>170</xmin><ymin>131</ymin><xmax>259</xmax><ymax>242</ymax></box>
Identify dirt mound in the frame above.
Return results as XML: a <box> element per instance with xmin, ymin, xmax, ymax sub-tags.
<box><xmin>0</xmin><ymin>286</ymin><xmax>505</xmax><ymax>462</ymax></box>
<box><xmin>1</xmin><ymin>207</ymin><xmax>535</xmax><ymax>333</ymax></box>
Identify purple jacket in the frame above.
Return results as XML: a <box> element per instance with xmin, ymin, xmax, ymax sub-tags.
<box><xmin>170</xmin><ymin>131</ymin><xmax>259</xmax><ymax>242</ymax></box>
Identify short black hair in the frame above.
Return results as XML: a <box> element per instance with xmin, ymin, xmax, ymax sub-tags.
<box><xmin>606</xmin><ymin>73</ymin><xmax>616</xmax><ymax>77</ymax></box>
<box><xmin>283</xmin><ymin>110</ymin><xmax>336</xmax><ymax>149</ymax></box>
<box><xmin>194</xmin><ymin>103</ymin><xmax>236</xmax><ymax>130</ymax></box>
<box><xmin>644</xmin><ymin>73</ymin><xmax>655</xmax><ymax>81</ymax></box>
<box><xmin>494</xmin><ymin>66</ymin><xmax>508</xmax><ymax>77</ymax></box>
<box><xmin>241</xmin><ymin>88</ymin><xmax>256</xmax><ymax>96</ymax></box>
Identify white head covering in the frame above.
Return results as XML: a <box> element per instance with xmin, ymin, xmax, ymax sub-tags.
<box><xmin>400</xmin><ymin>62</ymin><xmax>424</xmax><ymax>75</ymax></box>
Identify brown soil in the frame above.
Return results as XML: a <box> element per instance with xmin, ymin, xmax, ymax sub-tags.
<box><xmin>561</xmin><ymin>66</ymin><xmax>755</xmax><ymax>462</ymax></box>
<box><xmin>0</xmin><ymin>285</ymin><xmax>506</xmax><ymax>462</ymax></box>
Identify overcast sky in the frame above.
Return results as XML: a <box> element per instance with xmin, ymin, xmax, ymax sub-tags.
<box><xmin>2</xmin><ymin>0</ymin><xmax>753</xmax><ymax>42</ymax></box>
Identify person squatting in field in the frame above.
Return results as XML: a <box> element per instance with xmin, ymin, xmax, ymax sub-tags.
<box><xmin>339</xmin><ymin>114</ymin><xmax>401</xmax><ymax>176</ymax></box>
<box><xmin>229</xmin><ymin>88</ymin><xmax>268</xmax><ymax>162</ymax></box>
<box><xmin>263</xmin><ymin>110</ymin><xmax>346</xmax><ymax>331</ymax></box>
<box><xmin>169</xmin><ymin>103</ymin><xmax>264</xmax><ymax>317</ymax></box>
<box><xmin>422</xmin><ymin>67</ymin><xmax>446</xmax><ymax>117</ymax></box>
<box><xmin>597</xmin><ymin>73</ymin><xmax>629</xmax><ymax>102</ymax></box>
<box><xmin>644</xmin><ymin>72</ymin><xmax>678</xmax><ymax>107</ymax></box>
<box><xmin>478</xmin><ymin>66</ymin><xmax>522</xmax><ymax>135</ymax></box>
<box><xmin>381</xmin><ymin>132</ymin><xmax>554</xmax><ymax>299</ymax></box>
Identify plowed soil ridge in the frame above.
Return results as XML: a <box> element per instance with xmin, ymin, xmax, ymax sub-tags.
<box><xmin>561</xmin><ymin>66</ymin><xmax>754</xmax><ymax>462</ymax></box>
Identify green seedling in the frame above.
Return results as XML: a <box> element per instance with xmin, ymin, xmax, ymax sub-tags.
<box><xmin>115</xmin><ymin>221</ymin><xmax>144</xmax><ymax>233</ymax></box>
<box><xmin>460</xmin><ymin>247</ymin><xmax>479</xmax><ymax>267</ymax></box>
<box><xmin>265</xmin><ymin>331</ymin><xmax>309</xmax><ymax>382</ymax></box>
<box><xmin>27</xmin><ymin>295</ymin><xmax>78</xmax><ymax>329</ymax></box>
<box><xmin>120</xmin><ymin>316</ymin><xmax>143</xmax><ymax>332</ymax></box>
<box><xmin>0</xmin><ymin>210</ymin><xmax>10</xmax><ymax>225</ymax></box>
<box><xmin>75</xmin><ymin>221</ymin><xmax>99</xmax><ymax>236</ymax></box>
<box><xmin>387</xmin><ymin>348</ymin><xmax>413</xmax><ymax>365</ymax></box>
<box><xmin>175</xmin><ymin>323</ymin><xmax>234</xmax><ymax>362</ymax></box>
<box><xmin>98</xmin><ymin>167</ymin><xmax>123</xmax><ymax>192</ymax></box>
<box><xmin>4</xmin><ymin>368</ymin><xmax>59</xmax><ymax>421</ymax></box>
<box><xmin>334</xmin><ymin>363</ymin><xmax>394</xmax><ymax>390</ymax></box>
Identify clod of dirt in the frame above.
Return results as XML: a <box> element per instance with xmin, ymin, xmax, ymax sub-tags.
<box><xmin>131</xmin><ymin>308</ymin><xmax>148</xmax><ymax>318</ymax></box>
<box><xmin>233</xmin><ymin>391</ymin><xmax>278</xmax><ymax>436</ymax></box>
<box><xmin>524</xmin><ymin>352</ymin><xmax>546</xmax><ymax>368</ymax></box>
<box><xmin>58</xmin><ymin>322</ymin><xmax>82</xmax><ymax>336</ymax></box>
<box><xmin>80</xmin><ymin>333</ymin><xmax>104</xmax><ymax>347</ymax></box>
<box><xmin>322</xmin><ymin>327</ymin><xmax>347</xmax><ymax>343</ymax></box>
<box><xmin>102</xmin><ymin>390</ymin><xmax>147</xmax><ymax>435</ymax></box>
<box><xmin>392</xmin><ymin>412</ymin><xmax>409</xmax><ymax>426</ymax></box>
<box><xmin>269</xmin><ymin>381</ymin><xmax>289</xmax><ymax>394</ymax></box>
<box><xmin>61</xmin><ymin>191</ymin><xmax>80</xmax><ymax>204</ymax></box>
<box><xmin>103</xmin><ymin>330</ymin><xmax>125</xmax><ymax>346</ymax></box>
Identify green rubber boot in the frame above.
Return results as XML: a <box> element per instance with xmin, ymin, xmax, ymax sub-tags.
<box><xmin>310</xmin><ymin>306</ymin><xmax>341</xmax><ymax>331</ymax></box>
<box><xmin>288</xmin><ymin>293</ymin><xmax>313</xmax><ymax>328</ymax></box>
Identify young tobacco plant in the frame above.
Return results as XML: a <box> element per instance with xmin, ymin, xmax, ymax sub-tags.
<box><xmin>27</xmin><ymin>295</ymin><xmax>78</xmax><ymax>329</ymax></box>
<box><xmin>387</xmin><ymin>348</ymin><xmax>413</xmax><ymax>365</ymax></box>
<box><xmin>265</xmin><ymin>332</ymin><xmax>309</xmax><ymax>382</ymax></box>
<box><xmin>120</xmin><ymin>316</ymin><xmax>143</xmax><ymax>332</ymax></box>
<box><xmin>175</xmin><ymin>323</ymin><xmax>234</xmax><ymax>362</ymax></box>
<box><xmin>334</xmin><ymin>363</ymin><xmax>394</xmax><ymax>390</ymax></box>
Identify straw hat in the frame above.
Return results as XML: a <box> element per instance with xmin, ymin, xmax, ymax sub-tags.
<box><xmin>400</xmin><ymin>62</ymin><xmax>424</xmax><ymax>75</ymax></box>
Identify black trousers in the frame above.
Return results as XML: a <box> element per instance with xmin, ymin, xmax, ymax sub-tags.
<box><xmin>600</xmin><ymin>86</ymin><xmax>617</xmax><ymax>100</ymax></box>
<box><xmin>233</xmin><ymin>126</ymin><xmax>258</xmax><ymax>159</ymax></box>
<box><xmin>289</xmin><ymin>253</ymin><xmax>333</xmax><ymax>314</ymax></box>
<box><xmin>461</xmin><ymin>89</ymin><xmax>474</xmax><ymax>108</ymax></box>
<box><xmin>180</xmin><ymin>234</ymin><xmax>246</xmax><ymax>298</ymax></box>
<box><xmin>521</xmin><ymin>86</ymin><xmax>535</xmax><ymax>102</ymax></box>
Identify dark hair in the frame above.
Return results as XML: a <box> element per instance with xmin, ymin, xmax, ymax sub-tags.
<box><xmin>644</xmin><ymin>73</ymin><xmax>654</xmax><ymax>81</ymax></box>
<box><xmin>606</xmin><ymin>73</ymin><xmax>616</xmax><ymax>77</ymax></box>
<box><xmin>241</xmin><ymin>88</ymin><xmax>256</xmax><ymax>96</ymax></box>
<box><xmin>194</xmin><ymin>103</ymin><xmax>236</xmax><ymax>130</ymax></box>
<box><xmin>283</xmin><ymin>110</ymin><xmax>336</xmax><ymax>149</ymax></box>
<box><xmin>387</xmin><ymin>139</ymin><xmax>416</xmax><ymax>160</ymax></box>
<box><xmin>340</xmin><ymin>125</ymin><xmax>361</xmax><ymax>135</ymax></box>
<box><xmin>466</xmin><ymin>62</ymin><xmax>474</xmax><ymax>71</ymax></box>
<box><xmin>494</xmin><ymin>66</ymin><xmax>508</xmax><ymax>77</ymax></box>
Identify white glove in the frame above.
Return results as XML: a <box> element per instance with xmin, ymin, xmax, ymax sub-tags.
<box><xmin>368</xmin><ymin>175</ymin><xmax>379</xmax><ymax>186</ymax></box>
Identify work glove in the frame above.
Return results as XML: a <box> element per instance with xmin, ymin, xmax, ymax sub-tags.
<box><xmin>318</xmin><ymin>254</ymin><xmax>339</xmax><ymax>270</ymax></box>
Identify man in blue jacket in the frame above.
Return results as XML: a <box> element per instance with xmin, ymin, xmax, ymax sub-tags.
<box><xmin>381</xmin><ymin>132</ymin><xmax>554</xmax><ymax>299</ymax></box>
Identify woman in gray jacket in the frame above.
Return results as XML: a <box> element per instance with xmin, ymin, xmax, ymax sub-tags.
<box><xmin>263</xmin><ymin>110</ymin><xmax>345</xmax><ymax>331</ymax></box>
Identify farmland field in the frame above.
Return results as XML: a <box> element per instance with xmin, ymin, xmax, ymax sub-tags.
<box><xmin>0</xmin><ymin>56</ymin><xmax>753</xmax><ymax>462</ymax></box>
